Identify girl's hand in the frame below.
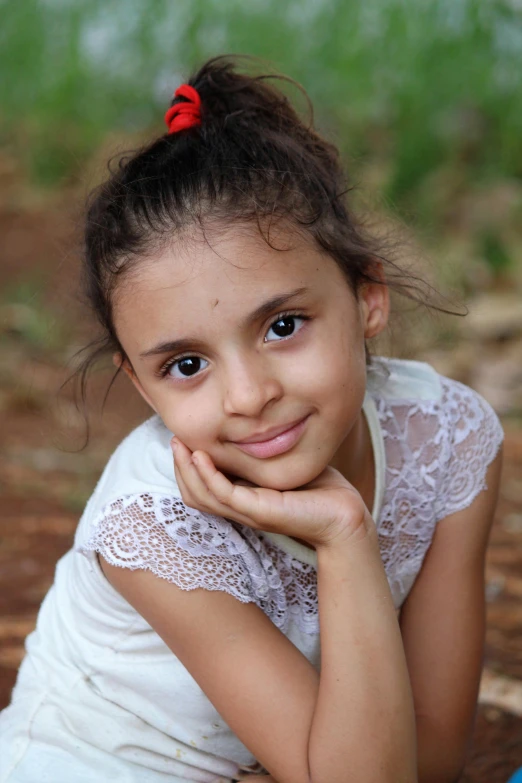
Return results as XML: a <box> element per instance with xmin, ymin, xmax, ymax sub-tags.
<box><xmin>171</xmin><ymin>437</ymin><xmax>373</xmax><ymax>548</ymax></box>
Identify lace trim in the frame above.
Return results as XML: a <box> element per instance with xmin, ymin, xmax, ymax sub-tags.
<box><xmin>78</xmin><ymin>493</ymin><xmax>321</xmax><ymax>634</ymax></box>
<box><xmin>439</xmin><ymin>378</ymin><xmax>504</xmax><ymax>518</ymax></box>
<box><xmin>80</xmin><ymin>495</ymin><xmax>262</xmax><ymax>604</ymax></box>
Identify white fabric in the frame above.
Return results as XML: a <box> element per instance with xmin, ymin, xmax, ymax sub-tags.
<box><xmin>0</xmin><ymin>358</ymin><xmax>503</xmax><ymax>782</ymax></box>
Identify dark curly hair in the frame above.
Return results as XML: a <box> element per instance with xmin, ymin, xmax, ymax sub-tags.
<box><xmin>70</xmin><ymin>54</ymin><xmax>450</xmax><ymax>438</ymax></box>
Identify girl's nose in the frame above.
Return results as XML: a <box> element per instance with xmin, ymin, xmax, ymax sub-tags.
<box><xmin>222</xmin><ymin>357</ymin><xmax>284</xmax><ymax>417</ymax></box>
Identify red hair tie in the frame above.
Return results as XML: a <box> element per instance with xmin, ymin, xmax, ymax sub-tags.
<box><xmin>164</xmin><ymin>84</ymin><xmax>201</xmax><ymax>134</ymax></box>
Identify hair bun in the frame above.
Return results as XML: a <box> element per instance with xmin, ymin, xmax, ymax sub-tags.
<box><xmin>188</xmin><ymin>55</ymin><xmax>299</xmax><ymax>133</ymax></box>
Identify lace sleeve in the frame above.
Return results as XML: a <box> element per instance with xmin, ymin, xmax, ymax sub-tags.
<box><xmin>439</xmin><ymin>379</ymin><xmax>504</xmax><ymax>520</ymax></box>
<box><xmin>77</xmin><ymin>493</ymin><xmax>266</xmax><ymax>604</ymax></box>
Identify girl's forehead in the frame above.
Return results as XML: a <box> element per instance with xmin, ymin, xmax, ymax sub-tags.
<box><xmin>113</xmin><ymin>228</ymin><xmax>354</xmax><ymax>356</ymax></box>
<box><xmin>119</xmin><ymin>226</ymin><xmax>345</xmax><ymax>311</ymax></box>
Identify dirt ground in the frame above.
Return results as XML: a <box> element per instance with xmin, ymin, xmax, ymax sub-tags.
<box><xmin>0</xmin><ymin>193</ymin><xmax>521</xmax><ymax>781</ymax></box>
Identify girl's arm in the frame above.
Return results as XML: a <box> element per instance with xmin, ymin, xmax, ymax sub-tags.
<box><xmin>309</xmin><ymin>527</ymin><xmax>417</xmax><ymax>782</ymax></box>
<box><xmin>238</xmin><ymin>448</ymin><xmax>503</xmax><ymax>783</ymax></box>
<box><xmin>399</xmin><ymin>448</ymin><xmax>503</xmax><ymax>783</ymax></box>
<box><xmin>102</xmin><ymin>520</ymin><xmax>416</xmax><ymax>783</ymax></box>
<box><xmin>100</xmin><ymin>523</ymin><xmax>416</xmax><ymax>783</ymax></box>
<box><xmin>100</xmin><ymin>442</ymin><xmax>417</xmax><ymax>783</ymax></box>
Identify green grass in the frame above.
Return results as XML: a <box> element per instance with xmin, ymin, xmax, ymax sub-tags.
<box><xmin>0</xmin><ymin>280</ymin><xmax>66</xmax><ymax>354</ymax></box>
<box><xmin>1</xmin><ymin>0</ymin><xmax>521</xmax><ymax>260</ymax></box>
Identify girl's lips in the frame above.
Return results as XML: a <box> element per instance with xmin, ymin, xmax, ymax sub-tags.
<box><xmin>232</xmin><ymin>415</ymin><xmax>310</xmax><ymax>459</ymax></box>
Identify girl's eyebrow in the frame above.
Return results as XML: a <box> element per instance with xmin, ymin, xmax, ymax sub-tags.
<box><xmin>139</xmin><ymin>286</ymin><xmax>310</xmax><ymax>359</ymax></box>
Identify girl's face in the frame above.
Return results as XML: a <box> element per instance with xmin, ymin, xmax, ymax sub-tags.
<box><xmin>113</xmin><ymin>224</ymin><xmax>388</xmax><ymax>491</ymax></box>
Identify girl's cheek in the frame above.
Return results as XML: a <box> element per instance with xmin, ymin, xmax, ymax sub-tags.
<box><xmin>163</xmin><ymin>405</ymin><xmax>219</xmax><ymax>450</ymax></box>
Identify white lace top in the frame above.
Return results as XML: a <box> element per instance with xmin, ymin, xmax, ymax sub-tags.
<box><xmin>79</xmin><ymin>356</ymin><xmax>503</xmax><ymax>623</ymax></box>
<box><xmin>0</xmin><ymin>358</ymin><xmax>503</xmax><ymax>783</ymax></box>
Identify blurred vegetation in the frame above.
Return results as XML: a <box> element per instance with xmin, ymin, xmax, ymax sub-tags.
<box><xmin>0</xmin><ymin>0</ymin><xmax>521</xmax><ymax>300</ymax></box>
<box><xmin>0</xmin><ymin>280</ymin><xmax>65</xmax><ymax>353</ymax></box>
<box><xmin>1</xmin><ymin>2</ymin><xmax>520</xmax><ymax>189</ymax></box>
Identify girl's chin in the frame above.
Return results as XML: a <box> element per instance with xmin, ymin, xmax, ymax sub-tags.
<box><xmin>224</xmin><ymin>460</ymin><xmax>327</xmax><ymax>492</ymax></box>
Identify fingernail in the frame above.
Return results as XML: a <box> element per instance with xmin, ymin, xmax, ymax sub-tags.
<box><xmin>171</xmin><ymin>437</ymin><xmax>177</xmax><ymax>452</ymax></box>
<box><xmin>191</xmin><ymin>455</ymin><xmax>199</xmax><ymax>466</ymax></box>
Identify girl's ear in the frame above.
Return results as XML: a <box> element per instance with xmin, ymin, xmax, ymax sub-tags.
<box><xmin>112</xmin><ymin>352</ymin><xmax>159</xmax><ymax>413</ymax></box>
<box><xmin>113</xmin><ymin>351</ymin><xmax>130</xmax><ymax>377</ymax></box>
<box><xmin>359</xmin><ymin>264</ymin><xmax>390</xmax><ymax>339</ymax></box>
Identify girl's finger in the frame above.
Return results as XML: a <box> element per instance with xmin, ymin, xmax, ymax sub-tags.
<box><xmin>173</xmin><ymin>438</ymin><xmax>252</xmax><ymax>523</ymax></box>
<box><xmin>173</xmin><ymin>441</ymin><xmax>268</xmax><ymax>528</ymax></box>
<box><xmin>172</xmin><ymin>439</ymin><xmax>216</xmax><ymax>512</ymax></box>
<box><xmin>173</xmin><ymin>456</ymin><xmax>202</xmax><ymax>512</ymax></box>
<box><xmin>190</xmin><ymin>450</ymin><xmax>284</xmax><ymax>528</ymax></box>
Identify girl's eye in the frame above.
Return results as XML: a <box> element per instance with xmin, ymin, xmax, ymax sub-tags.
<box><xmin>161</xmin><ymin>355</ymin><xmax>209</xmax><ymax>380</ymax></box>
<box><xmin>264</xmin><ymin>313</ymin><xmax>308</xmax><ymax>342</ymax></box>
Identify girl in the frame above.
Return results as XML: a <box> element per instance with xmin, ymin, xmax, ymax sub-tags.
<box><xmin>0</xmin><ymin>56</ymin><xmax>503</xmax><ymax>783</ymax></box>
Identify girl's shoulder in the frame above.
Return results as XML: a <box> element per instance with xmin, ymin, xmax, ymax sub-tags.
<box><xmin>93</xmin><ymin>414</ymin><xmax>175</xmax><ymax>504</ymax></box>
<box><xmin>368</xmin><ymin>355</ymin><xmax>503</xmax><ymax>436</ymax></box>
<box><xmin>368</xmin><ymin>355</ymin><xmax>443</xmax><ymax>403</ymax></box>
<box><xmin>75</xmin><ymin>413</ymin><xmax>182</xmax><ymax>553</ymax></box>
<box><xmin>369</xmin><ymin>355</ymin><xmax>504</xmax><ymax>520</ymax></box>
